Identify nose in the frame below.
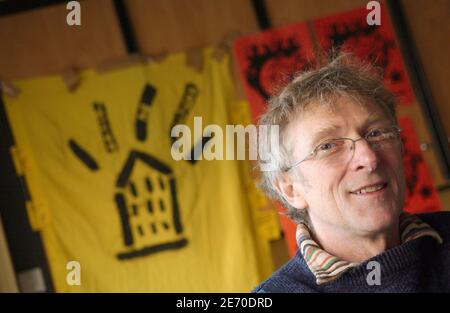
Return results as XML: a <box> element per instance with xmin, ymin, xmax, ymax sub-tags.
<box><xmin>349</xmin><ymin>138</ymin><xmax>379</xmax><ymax>172</ymax></box>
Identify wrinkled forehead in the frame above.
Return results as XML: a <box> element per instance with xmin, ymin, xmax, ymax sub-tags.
<box><xmin>283</xmin><ymin>96</ymin><xmax>393</xmax><ymax>155</ymax></box>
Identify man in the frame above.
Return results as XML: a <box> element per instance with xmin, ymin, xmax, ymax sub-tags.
<box><xmin>254</xmin><ymin>54</ymin><xmax>450</xmax><ymax>292</ymax></box>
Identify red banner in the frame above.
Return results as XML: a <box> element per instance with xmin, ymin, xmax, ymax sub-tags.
<box><xmin>399</xmin><ymin>117</ymin><xmax>442</xmax><ymax>213</ymax></box>
<box><xmin>233</xmin><ymin>23</ymin><xmax>315</xmax><ymax>122</ymax></box>
<box><xmin>313</xmin><ymin>5</ymin><xmax>414</xmax><ymax>105</ymax></box>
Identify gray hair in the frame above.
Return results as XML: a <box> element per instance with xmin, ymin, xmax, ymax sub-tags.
<box><xmin>257</xmin><ymin>53</ymin><xmax>398</xmax><ymax>227</ymax></box>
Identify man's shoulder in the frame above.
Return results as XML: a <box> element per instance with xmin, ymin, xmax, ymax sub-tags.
<box><xmin>417</xmin><ymin>211</ymin><xmax>450</xmax><ymax>241</ymax></box>
<box><xmin>252</xmin><ymin>252</ymin><xmax>317</xmax><ymax>293</ymax></box>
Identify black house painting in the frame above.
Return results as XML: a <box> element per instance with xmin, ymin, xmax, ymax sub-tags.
<box><xmin>114</xmin><ymin>150</ymin><xmax>188</xmax><ymax>260</ymax></box>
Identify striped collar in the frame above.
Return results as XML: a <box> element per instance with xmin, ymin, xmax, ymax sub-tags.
<box><xmin>296</xmin><ymin>212</ymin><xmax>443</xmax><ymax>285</ymax></box>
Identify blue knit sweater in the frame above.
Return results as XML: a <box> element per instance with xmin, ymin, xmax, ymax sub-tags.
<box><xmin>253</xmin><ymin>212</ymin><xmax>450</xmax><ymax>292</ymax></box>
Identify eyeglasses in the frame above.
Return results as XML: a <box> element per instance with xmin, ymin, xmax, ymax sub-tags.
<box><xmin>284</xmin><ymin>126</ymin><xmax>402</xmax><ymax>172</ymax></box>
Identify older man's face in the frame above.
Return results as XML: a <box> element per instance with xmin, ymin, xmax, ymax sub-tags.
<box><xmin>285</xmin><ymin>97</ymin><xmax>406</xmax><ymax>236</ymax></box>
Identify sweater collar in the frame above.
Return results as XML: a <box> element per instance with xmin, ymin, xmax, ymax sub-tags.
<box><xmin>296</xmin><ymin>212</ymin><xmax>443</xmax><ymax>285</ymax></box>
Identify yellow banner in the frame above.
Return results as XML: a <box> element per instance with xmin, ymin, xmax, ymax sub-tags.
<box><xmin>4</xmin><ymin>48</ymin><xmax>278</xmax><ymax>292</ymax></box>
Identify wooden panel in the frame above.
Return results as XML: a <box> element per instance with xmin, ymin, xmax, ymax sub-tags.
<box><xmin>125</xmin><ymin>0</ymin><xmax>259</xmax><ymax>54</ymax></box>
<box><xmin>400</xmin><ymin>0</ymin><xmax>450</xmax><ymax>148</ymax></box>
<box><xmin>437</xmin><ymin>188</ymin><xmax>450</xmax><ymax>211</ymax></box>
<box><xmin>270</xmin><ymin>238</ymin><xmax>290</xmax><ymax>270</ymax></box>
<box><xmin>397</xmin><ymin>101</ymin><xmax>447</xmax><ymax>187</ymax></box>
<box><xmin>0</xmin><ymin>215</ymin><xmax>18</xmax><ymax>292</ymax></box>
<box><xmin>0</xmin><ymin>0</ymin><xmax>126</xmax><ymax>80</ymax></box>
<box><xmin>400</xmin><ymin>0</ymin><xmax>450</xmax><ymax>208</ymax></box>
<box><xmin>265</xmin><ymin>0</ymin><xmax>367</xmax><ymax>26</ymax></box>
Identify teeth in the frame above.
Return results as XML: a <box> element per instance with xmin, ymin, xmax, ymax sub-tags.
<box><xmin>353</xmin><ymin>183</ymin><xmax>385</xmax><ymax>195</ymax></box>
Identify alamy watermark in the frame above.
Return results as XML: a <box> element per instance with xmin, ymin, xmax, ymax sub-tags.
<box><xmin>366</xmin><ymin>261</ymin><xmax>381</xmax><ymax>286</ymax></box>
<box><xmin>170</xmin><ymin>117</ymin><xmax>279</xmax><ymax>171</ymax></box>
<box><xmin>66</xmin><ymin>260</ymin><xmax>81</xmax><ymax>286</ymax></box>
<box><xmin>366</xmin><ymin>1</ymin><xmax>381</xmax><ymax>26</ymax></box>
<box><xmin>66</xmin><ymin>1</ymin><xmax>81</xmax><ymax>26</ymax></box>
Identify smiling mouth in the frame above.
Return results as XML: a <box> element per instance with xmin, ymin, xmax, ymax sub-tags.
<box><xmin>350</xmin><ymin>182</ymin><xmax>388</xmax><ymax>195</ymax></box>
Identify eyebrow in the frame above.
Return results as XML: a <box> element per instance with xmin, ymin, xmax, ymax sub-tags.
<box><xmin>309</xmin><ymin>124</ymin><xmax>342</xmax><ymax>147</ymax></box>
<box><xmin>361</xmin><ymin>114</ymin><xmax>390</xmax><ymax>129</ymax></box>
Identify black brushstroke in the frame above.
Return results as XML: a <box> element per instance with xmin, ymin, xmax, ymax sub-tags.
<box><xmin>145</xmin><ymin>176</ymin><xmax>153</xmax><ymax>192</ymax></box>
<box><xmin>114</xmin><ymin>149</ymin><xmax>187</xmax><ymax>259</ymax></box>
<box><xmin>68</xmin><ymin>139</ymin><xmax>99</xmax><ymax>171</ymax></box>
<box><xmin>245</xmin><ymin>37</ymin><xmax>308</xmax><ymax>100</ymax></box>
<box><xmin>328</xmin><ymin>21</ymin><xmax>377</xmax><ymax>48</ymax></box>
<box><xmin>116</xmin><ymin>150</ymin><xmax>171</xmax><ymax>188</ymax></box>
<box><xmin>132</xmin><ymin>204</ymin><xmax>138</xmax><ymax>216</ymax></box>
<box><xmin>421</xmin><ymin>186</ymin><xmax>431</xmax><ymax>198</ymax></box>
<box><xmin>170</xmin><ymin>83</ymin><xmax>199</xmax><ymax>144</ymax></box>
<box><xmin>129</xmin><ymin>181</ymin><xmax>137</xmax><ymax>197</ymax></box>
<box><xmin>147</xmin><ymin>200</ymin><xmax>153</xmax><ymax>214</ymax></box>
<box><xmin>115</xmin><ymin>193</ymin><xmax>133</xmax><ymax>246</ymax></box>
<box><xmin>150</xmin><ymin>223</ymin><xmax>157</xmax><ymax>234</ymax></box>
<box><xmin>137</xmin><ymin>225</ymin><xmax>144</xmax><ymax>237</ymax></box>
<box><xmin>117</xmin><ymin>239</ymin><xmax>188</xmax><ymax>260</ymax></box>
<box><xmin>158</xmin><ymin>176</ymin><xmax>165</xmax><ymax>190</ymax></box>
<box><xmin>169</xmin><ymin>178</ymin><xmax>182</xmax><ymax>234</ymax></box>
<box><xmin>93</xmin><ymin>102</ymin><xmax>119</xmax><ymax>153</ymax></box>
<box><xmin>159</xmin><ymin>199</ymin><xmax>165</xmax><ymax>212</ymax></box>
<box><xmin>135</xmin><ymin>84</ymin><xmax>157</xmax><ymax>142</ymax></box>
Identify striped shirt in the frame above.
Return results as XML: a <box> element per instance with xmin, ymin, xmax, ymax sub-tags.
<box><xmin>296</xmin><ymin>212</ymin><xmax>443</xmax><ymax>285</ymax></box>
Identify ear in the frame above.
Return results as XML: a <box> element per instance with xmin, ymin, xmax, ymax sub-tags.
<box><xmin>273</xmin><ymin>172</ymin><xmax>308</xmax><ymax>209</ymax></box>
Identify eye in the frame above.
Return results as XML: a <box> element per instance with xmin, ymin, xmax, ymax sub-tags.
<box><xmin>314</xmin><ymin>139</ymin><xmax>345</xmax><ymax>159</ymax></box>
<box><xmin>317</xmin><ymin>140</ymin><xmax>339</xmax><ymax>152</ymax></box>
<box><xmin>366</xmin><ymin>128</ymin><xmax>385</xmax><ymax>139</ymax></box>
<box><xmin>314</xmin><ymin>139</ymin><xmax>347</xmax><ymax>160</ymax></box>
<box><xmin>318</xmin><ymin>142</ymin><xmax>334</xmax><ymax>151</ymax></box>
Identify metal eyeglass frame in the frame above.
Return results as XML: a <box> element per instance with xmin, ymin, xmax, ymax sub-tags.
<box><xmin>283</xmin><ymin>126</ymin><xmax>402</xmax><ymax>172</ymax></box>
